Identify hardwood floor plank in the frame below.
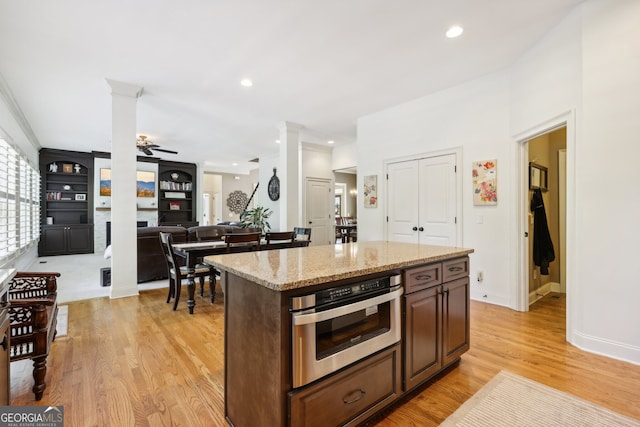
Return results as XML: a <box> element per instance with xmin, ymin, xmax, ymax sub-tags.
<box><xmin>9</xmin><ymin>290</ymin><xmax>639</xmax><ymax>426</ymax></box>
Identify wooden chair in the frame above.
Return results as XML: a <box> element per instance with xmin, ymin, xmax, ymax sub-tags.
<box><xmin>159</xmin><ymin>232</ymin><xmax>217</xmax><ymax>311</ymax></box>
<box><xmin>265</xmin><ymin>231</ymin><xmax>296</xmax><ymax>250</ymax></box>
<box><xmin>224</xmin><ymin>232</ymin><xmax>261</xmax><ymax>253</ymax></box>
<box><xmin>8</xmin><ymin>271</ymin><xmax>59</xmax><ymax>401</ymax></box>
<box><xmin>293</xmin><ymin>227</ymin><xmax>312</xmax><ymax>247</ymax></box>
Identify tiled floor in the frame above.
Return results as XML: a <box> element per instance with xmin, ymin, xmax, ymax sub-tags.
<box><xmin>28</xmin><ymin>252</ymin><xmax>167</xmax><ymax>304</ymax></box>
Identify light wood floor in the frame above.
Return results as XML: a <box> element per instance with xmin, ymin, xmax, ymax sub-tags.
<box><xmin>10</xmin><ymin>290</ymin><xmax>640</xmax><ymax>426</ymax></box>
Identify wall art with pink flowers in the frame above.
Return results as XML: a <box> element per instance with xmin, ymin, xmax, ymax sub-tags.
<box><xmin>472</xmin><ymin>160</ymin><xmax>497</xmax><ymax>206</ymax></box>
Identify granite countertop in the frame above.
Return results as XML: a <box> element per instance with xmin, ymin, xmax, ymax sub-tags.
<box><xmin>203</xmin><ymin>241</ymin><xmax>473</xmax><ymax>291</ymax></box>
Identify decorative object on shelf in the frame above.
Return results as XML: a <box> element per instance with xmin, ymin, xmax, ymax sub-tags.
<box><xmin>62</xmin><ymin>163</ymin><xmax>73</xmax><ymax>173</ymax></box>
<box><xmin>170</xmin><ymin>172</ymin><xmax>179</xmax><ymax>181</ymax></box>
<box><xmin>75</xmin><ymin>194</ymin><xmax>86</xmax><ymax>201</ymax></box>
<box><xmin>268</xmin><ymin>168</ymin><xmax>280</xmax><ymax>201</ymax></box>
<box><xmin>529</xmin><ymin>162</ymin><xmax>548</xmax><ymax>192</ymax></box>
<box><xmin>364</xmin><ymin>175</ymin><xmax>378</xmax><ymax>208</ymax></box>
<box><xmin>136</xmin><ymin>135</ymin><xmax>178</xmax><ymax>156</ymax></box>
<box><xmin>165</xmin><ymin>192</ymin><xmax>186</xmax><ymax>199</ymax></box>
<box><xmin>62</xmin><ymin>184</ymin><xmax>71</xmax><ymax>191</ymax></box>
<box><xmin>226</xmin><ymin>190</ymin><xmax>249</xmax><ymax>214</ymax></box>
<box><xmin>74</xmin><ymin>164</ymin><xmax>81</xmax><ymax>174</ymax></box>
<box><xmin>48</xmin><ymin>163</ymin><xmax>57</xmax><ymax>173</ymax></box>
<box><xmin>169</xmin><ymin>202</ymin><xmax>180</xmax><ymax>211</ymax></box>
<box><xmin>240</xmin><ymin>206</ymin><xmax>272</xmax><ymax>234</ymax></box>
<box><xmin>472</xmin><ymin>159</ymin><xmax>498</xmax><ymax>206</ymax></box>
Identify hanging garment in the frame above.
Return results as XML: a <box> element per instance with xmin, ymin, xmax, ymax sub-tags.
<box><xmin>530</xmin><ymin>188</ymin><xmax>555</xmax><ymax>275</ymax></box>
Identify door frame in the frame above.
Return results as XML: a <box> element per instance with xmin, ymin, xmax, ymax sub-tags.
<box><xmin>383</xmin><ymin>147</ymin><xmax>463</xmax><ymax>247</ymax></box>
<box><xmin>513</xmin><ymin>110</ymin><xmax>576</xmax><ymax>343</ymax></box>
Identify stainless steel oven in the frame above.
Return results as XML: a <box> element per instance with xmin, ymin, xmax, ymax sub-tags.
<box><xmin>290</xmin><ymin>274</ymin><xmax>403</xmax><ymax>388</ymax></box>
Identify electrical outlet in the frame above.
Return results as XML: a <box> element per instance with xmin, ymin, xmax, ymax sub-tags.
<box><xmin>477</xmin><ymin>271</ymin><xmax>484</xmax><ymax>282</ymax></box>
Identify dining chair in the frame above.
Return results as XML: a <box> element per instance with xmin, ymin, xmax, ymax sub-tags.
<box><xmin>224</xmin><ymin>232</ymin><xmax>261</xmax><ymax>253</ymax></box>
<box><xmin>293</xmin><ymin>227</ymin><xmax>312</xmax><ymax>246</ymax></box>
<box><xmin>265</xmin><ymin>231</ymin><xmax>296</xmax><ymax>250</ymax></box>
<box><xmin>159</xmin><ymin>232</ymin><xmax>217</xmax><ymax>311</ymax></box>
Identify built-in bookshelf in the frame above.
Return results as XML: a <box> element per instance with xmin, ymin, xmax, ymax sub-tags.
<box><xmin>158</xmin><ymin>161</ymin><xmax>197</xmax><ymax>227</ymax></box>
<box><xmin>39</xmin><ymin>149</ymin><xmax>94</xmax><ymax>255</ymax></box>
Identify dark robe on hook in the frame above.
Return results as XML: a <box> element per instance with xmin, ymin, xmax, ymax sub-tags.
<box><xmin>530</xmin><ymin>188</ymin><xmax>555</xmax><ymax>275</ymax></box>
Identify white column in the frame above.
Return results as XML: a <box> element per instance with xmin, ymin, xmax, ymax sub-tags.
<box><xmin>105</xmin><ymin>78</ymin><xmax>142</xmax><ymax>299</ymax></box>
<box><xmin>278</xmin><ymin>122</ymin><xmax>303</xmax><ymax>230</ymax></box>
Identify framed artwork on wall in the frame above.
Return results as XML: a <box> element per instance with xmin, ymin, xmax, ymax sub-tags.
<box><xmin>99</xmin><ymin>168</ymin><xmax>111</xmax><ymax>196</ymax></box>
<box><xmin>472</xmin><ymin>160</ymin><xmax>497</xmax><ymax>205</ymax></box>
<box><xmin>364</xmin><ymin>175</ymin><xmax>378</xmax><ymax>208</ymax></box>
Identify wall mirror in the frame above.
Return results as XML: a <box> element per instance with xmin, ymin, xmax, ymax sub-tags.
<box><xmin>529</xmin><ymin>162</ymin><xmax>548</xmax><ymax>191</ymax></box>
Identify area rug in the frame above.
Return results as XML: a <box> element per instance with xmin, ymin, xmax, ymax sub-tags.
<box><xmin>56</xmin><ymin>305</ymin><xmax>68</xmax><ymax>337</ymax></box>
<box><xmin>441</xmin><ymin>370</ymin><xmax>640</xmax><ymax>427</ymax></box>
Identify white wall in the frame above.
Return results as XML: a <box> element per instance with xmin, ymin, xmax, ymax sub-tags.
<box><xmin>332</xmin><ymin>142</ymin><xmax>357</xmax><ymax>171</ymax></box>
<box><xmin>358</xmin><ymin>70</ymin><xmax>512</xmax><ymax>307</ymax></box>
<box><xmin>357</xmin><ymin>0</ymin><xmax>640</xmax><ymax>364</ymax></box>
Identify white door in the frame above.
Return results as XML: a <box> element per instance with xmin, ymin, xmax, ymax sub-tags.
<box><xmin>202</xmin><ymin>193</ymin><xmax>211</xmax><ymax>225</ymax></box>
<box><xmin>419</xmin><ymin>154</ymin><xmax>457</xmax><ymax>245</ymax></box>
<box><xmin>387</xmin><ymin>161</ymin><xmax>420</xmax><ymax>243</ymax></box>
<box><xmin>306</xmin><ymin>178</ymin><xmax>333</xmax><ymax>246</ymax></box>
<box><xmin>387</xmin><ymin>154</ymin><xmax>457</xmax><ymax>245</ymax></box>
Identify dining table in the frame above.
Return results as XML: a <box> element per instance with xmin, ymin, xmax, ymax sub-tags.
<box><xmin>172</xmin><ymin>239</ymin><xmax>308</xmax><ymax>313</ymax></box>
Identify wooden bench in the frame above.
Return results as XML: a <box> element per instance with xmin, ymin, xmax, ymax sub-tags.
<box><xmin>8</xmin><ymin>272</ymin><xmax>59</xmax><ymax>401</ymax></box>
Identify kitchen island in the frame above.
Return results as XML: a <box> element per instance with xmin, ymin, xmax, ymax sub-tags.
<box><xmin>204</xmin><ymin>241</ymin><xmax>473</xmax><ymax>427</ymax></box>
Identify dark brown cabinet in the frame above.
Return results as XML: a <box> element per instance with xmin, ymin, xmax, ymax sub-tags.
<box><xmin>158</xmin><ymin>161</ymin><xmax>197</xmax><ymax>227</ymax></box>
<box><xmin>39</xmin><ymin>224</ymin><xmax>93</xmax><ymax>255</ymax></box>
<box><xmin>39</xmin><ymin>149</ymin><xmax>94</xmax><ymax>256</ymax></box>
<box><xmin>403</xmin><ymin>257</ymin><xmax>469</xmax><ymax>391</ymax></box>
<box><xmin>289</xmin><ymin>344</ymin><xmax>402</xmax><ymax>427</ymax></box>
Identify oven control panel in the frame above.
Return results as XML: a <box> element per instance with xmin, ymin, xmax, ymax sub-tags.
<box><xmin>317</xmin><ymin>277</ymin><xmax>390</xmax><ymax>305</ymax></box>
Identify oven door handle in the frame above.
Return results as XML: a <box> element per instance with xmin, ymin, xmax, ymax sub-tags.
<box><xmin>292</xmin><ymin>287</ymin><xmax>403</xmax><ymax>326</ymax></box>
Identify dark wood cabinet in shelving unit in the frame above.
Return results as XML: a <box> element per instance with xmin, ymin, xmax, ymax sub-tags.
<box><xmin>39</xmin><ymin>149</ymin><xmax>94</xmax><ymax>256</ymax></box>
<box><xmin>158</xmin><ymin>161</ymin><xmax>197</xmax><ymax>227</ymax></box>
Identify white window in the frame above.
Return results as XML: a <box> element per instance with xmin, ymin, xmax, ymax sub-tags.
<box><xmin>0</xmin><ymin>138</ymin><xmax>40</xmax><ymax>262</ymax></box>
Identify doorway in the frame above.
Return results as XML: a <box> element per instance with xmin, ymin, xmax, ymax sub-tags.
<box><xmin>527</xmin><ymin>128</ymin><xmax>566</xmax><ymax>305</ymax></box>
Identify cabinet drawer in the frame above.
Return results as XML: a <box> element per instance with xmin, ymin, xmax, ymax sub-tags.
<box><xmin>405</xmin><ymin>263</ymin><xmax>442</xmax><ymax>293</ymax></box>
<box><xmin>289</xmin><ymin>344</ymin><xmax>401</xmax><ymax>427</ymax></box>
<box><xmin>442</xmin><ymin>256</ymin><xmax>469</xmax><ymax>282</ymax></box>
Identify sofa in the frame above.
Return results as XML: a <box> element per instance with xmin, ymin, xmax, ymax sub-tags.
<box><xmin>136</xmin><ymin>224</ymin><xmax>241</xmax><ymax>283</ymax></box>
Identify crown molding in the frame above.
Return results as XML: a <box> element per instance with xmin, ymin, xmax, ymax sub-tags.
<box><xmin>0</xmin><ymin>72</ymin><xmax>41</xmax><ymax>151</ymax></box>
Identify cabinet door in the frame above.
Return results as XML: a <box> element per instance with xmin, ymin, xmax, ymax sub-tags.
<box><xmin>404</xmin><ymin>285</ymin><xmax>441</xmax><ymax>391</ymax></box>
<box><xmin>39</xmin><ymin>225</ymin><xmax>67</xmax><ymax>255</ymax></box>
<box><xmin>442</xmin><ymin>277</ymin><xmax>469</xmax><ymax>367</ymax></box>
<box><xmin>67</xmin><ymin>225</ymin><xmax>93</xmax><ymax>254</ymax></box>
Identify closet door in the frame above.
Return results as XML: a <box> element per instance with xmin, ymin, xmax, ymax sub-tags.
<box><xmin>387</xmin><ymin>154</ymin><xmax>457</xmax><ymax>245</ymax></box>
<box><xmin>387</xmin><ymin>160</ymin><xmax>420</xmax><ymax>243</ymax></box>
<box><xmin>418</xmin><ymin>154</ymin><xmax>457</xmax><ymax>246</ymax></box>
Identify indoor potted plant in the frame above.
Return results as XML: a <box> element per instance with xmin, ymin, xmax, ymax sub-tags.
<box><xmin>240</xmin><ymin>206</ymin><xmax>272</xmax><ymax>234</ymax></box>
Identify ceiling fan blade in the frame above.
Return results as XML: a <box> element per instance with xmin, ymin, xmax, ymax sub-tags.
<box><xmin>142</xmin><ymin>148</ymin><xmax>153</xmax><ymax>155</ymax></box>
<box><xmin>154</xmin><ymin>148</ymin><xmax>178</xmax><ymax>154</ymax></box>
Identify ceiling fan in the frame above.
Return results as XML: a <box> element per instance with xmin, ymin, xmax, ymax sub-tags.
<box><xmin>136</xmin><ymin>135</ymin><xmax>178</xmax><ymax>156</ymax></box>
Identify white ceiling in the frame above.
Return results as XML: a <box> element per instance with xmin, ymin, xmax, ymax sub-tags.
<box><xmin>0</xmin><ymin>0</ymin><xmax>583</xmax><ymax>174</ymax></box>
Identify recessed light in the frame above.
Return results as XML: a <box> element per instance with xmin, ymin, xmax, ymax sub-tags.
<box><xmin>327</xmin><ymin>140</ymin><xmax>334</xmax><ymax>144</ymax></box>
<box><xmin>240</xmin><ymin>78</ymin><xmax>253</xmax><ymax>87</ymax></box>
<box><xmin>232</xmin><ymin>162</ymin><xmax>238</xmax><ymax>166</ymax></box>
<box><xmin>446</xmin><ymin>25</ymin><xmax>464</xmax><ymax>38</ymax></box>
<box><xmin>275</xmin><ymin>139</ymin><xmax>280</xmax><ymax>144</ymax></box>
